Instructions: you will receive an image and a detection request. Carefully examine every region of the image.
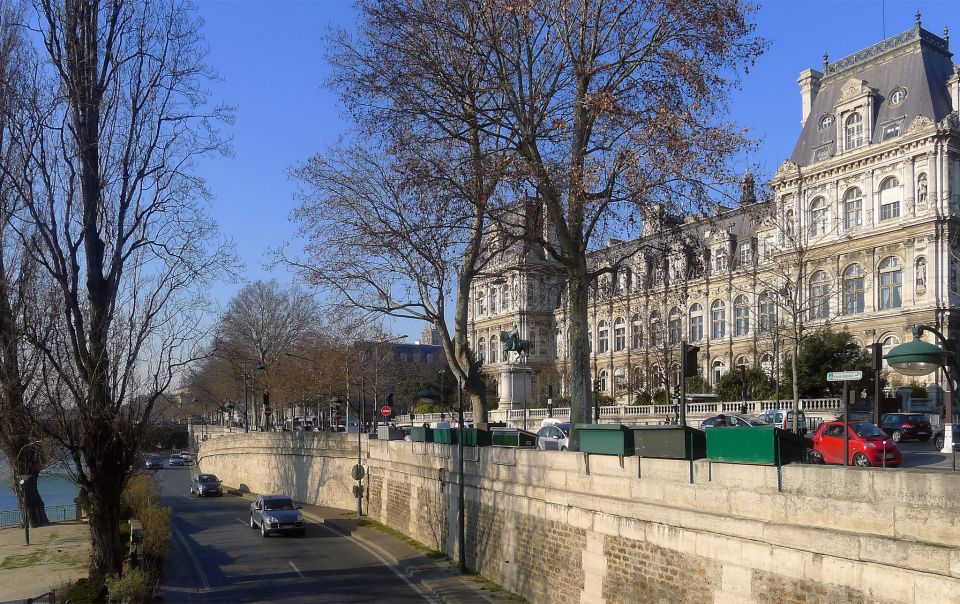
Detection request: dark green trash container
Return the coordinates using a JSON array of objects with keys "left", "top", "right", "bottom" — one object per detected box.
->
[
  {"left": 491, "top": 428, "right": 537, "bottom": 448},
  {"left": 434, "top": 428, "right": 456, "bottom": 444},
  {"left": 460, "top": 428, "right": 491, "bottom": 447},
  {"left": 411, "top": 426, "right": 433, "bottom": 442},
  {"left": 705, "top": 426, "right": 806, "bottom": 465},
  {"left": 631, "top": 425, "right": 706, "bottom": 460},
  {"left": 576, "top": 423, "right": 634, "bottom": 456}
]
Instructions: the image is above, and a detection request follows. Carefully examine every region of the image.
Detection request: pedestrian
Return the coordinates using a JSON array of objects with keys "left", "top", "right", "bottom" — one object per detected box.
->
[
  {"left": 739, "top": 403, "right": 747, "bottom": 415},
  {"left": 716, "top": 414, "right": 727, "bottom": 427},
  {"left": 664, "top": 414, "right": 671, "bottom": 425}
]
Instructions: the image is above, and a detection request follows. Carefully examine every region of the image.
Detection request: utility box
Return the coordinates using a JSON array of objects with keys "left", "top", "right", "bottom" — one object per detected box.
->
[
  {"left": 377, "top": 425, "right": 404, "bottom": 441},
  {"left": 632, "top": 425, "right": 706, "bottom": 460},
  {"left": 576, "top": 424, "right": 634, "bottom": 456},
  {"left": 706, "top": 426, "right": 806, "bottom": 465},
  {"left": 411, "top": 426, "right": 433, "bottom": 442},
  {"left": 491, "top": 427, "right": 538, "bottom": 448}
]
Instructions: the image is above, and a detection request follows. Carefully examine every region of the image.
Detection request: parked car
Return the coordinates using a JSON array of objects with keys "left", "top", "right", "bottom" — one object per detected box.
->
[
  {"left": 190, "top": 473, "right": 223, "bottom": 497},
  {"left": 700, "top": 414, "right": 770, "bottom": 429},
  {"left": 249, "top": 495, "right": 306, "bottom": 537},
  {"left": 536, "top": 422, "right": 570, "bottom": 451},
  {"left": 933, "top": 423, "right": 960, "bottom": 450},
  {"left": 758, "top": 409, "right": 808, "bottom": 435},
  {"left": 880, "top": 413, "right": 932, "bottom": 443},
  {"left": 809, "top": 421, "right": 901, "bottom": 467},
  {"left": 168, "top": 454, "right": 185, "bottom": 466},
  {"left": 145, "top": 455, "right": 163, "bottom": 470}
]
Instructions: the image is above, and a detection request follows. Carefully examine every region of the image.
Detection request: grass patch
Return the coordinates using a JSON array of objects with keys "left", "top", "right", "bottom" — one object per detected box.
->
[
  {"left": 0, "top": 549, "right": 46, "bottom": 570},
  {"left": 339, "top": 513, "right": 447, "bottom": 559}
]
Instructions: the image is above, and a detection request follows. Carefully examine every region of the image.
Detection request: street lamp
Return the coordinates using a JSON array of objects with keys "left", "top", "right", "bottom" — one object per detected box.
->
[
  {"left": 16, "top": 440, "right": 42, "bottom": 546},
  {"left": 884, "top": 325, "right": 955, "bottom": 452}
]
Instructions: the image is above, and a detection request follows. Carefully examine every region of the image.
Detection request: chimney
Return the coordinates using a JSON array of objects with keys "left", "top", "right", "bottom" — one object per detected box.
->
[{"left": 797, "top": 68, "right": 823, "bottom": 127}]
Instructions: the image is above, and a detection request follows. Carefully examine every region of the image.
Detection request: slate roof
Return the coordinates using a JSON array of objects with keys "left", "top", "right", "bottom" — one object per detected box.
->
[{"left": 790, "top": 26, "right": 955, "bottom": 167}]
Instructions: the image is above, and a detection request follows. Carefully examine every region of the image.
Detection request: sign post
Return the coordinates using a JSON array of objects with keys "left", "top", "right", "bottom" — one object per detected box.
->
[{"left": 827, "top": 371, "right": 863, "bottom": 466}]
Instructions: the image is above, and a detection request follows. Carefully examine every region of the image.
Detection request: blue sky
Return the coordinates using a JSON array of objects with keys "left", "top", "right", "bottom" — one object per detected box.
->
[{"left": 194, "top": 0, "right": 959, "bottom": 338}]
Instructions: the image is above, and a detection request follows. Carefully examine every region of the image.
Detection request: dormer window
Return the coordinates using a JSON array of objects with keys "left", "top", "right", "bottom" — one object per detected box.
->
[
  {"left": 845, "top": 113, "right": 864, "bottom": 150},
  {"left": 818, "top": 113, "right": 835, "bottom": 130},
  {"left": 889, "top": 87, "right": 907, "bottom": 105}
]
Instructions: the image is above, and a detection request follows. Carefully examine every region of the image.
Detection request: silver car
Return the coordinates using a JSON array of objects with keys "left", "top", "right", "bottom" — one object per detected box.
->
[
  {"left": 537, "top": 422, "right": 570, "bottom": 451},
  {"left": 190, "top": 473, "right": 223, "bottom": 497},
  {"left": 249, "top": 495, "right": 306, "bottom": 537}
]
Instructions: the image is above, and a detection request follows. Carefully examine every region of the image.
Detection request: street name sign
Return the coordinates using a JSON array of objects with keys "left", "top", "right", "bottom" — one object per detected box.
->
[{"left": 827, "top": 371, "right": 863, "bottom": 382}]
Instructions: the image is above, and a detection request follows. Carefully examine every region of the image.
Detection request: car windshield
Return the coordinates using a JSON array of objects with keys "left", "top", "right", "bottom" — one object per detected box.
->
[
  {"left": 263, "top": 498, "right": 295, "bottom": 511},
  {"left": 852, "top": 423, "right": 885, "bottom": 438},
  {"left": 148, "top": 456, "right": 161, "bottom": 461},
  {"left": 742, "top": 416, "right": 770, "bottom": 426},
  {"left": 904, "top": 415, "right": 927, "bottom": 423},
  {"left": 198, "top": 475, "right": 218, "bottom": 484}
]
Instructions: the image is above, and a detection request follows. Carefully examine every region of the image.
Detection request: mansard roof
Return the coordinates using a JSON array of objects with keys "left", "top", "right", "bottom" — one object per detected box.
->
[{"left": 790, "top": 25, "right": 954, "bottom": 166}]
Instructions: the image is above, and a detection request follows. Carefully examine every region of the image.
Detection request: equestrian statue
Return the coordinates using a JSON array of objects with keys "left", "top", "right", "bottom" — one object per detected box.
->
[{"left": 500, "top": 326, "right": 531, "bottom": 362}]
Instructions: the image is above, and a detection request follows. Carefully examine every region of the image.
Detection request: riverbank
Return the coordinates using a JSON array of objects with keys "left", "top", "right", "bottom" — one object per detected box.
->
[
  {"left": 0, "top": 461, "right": 78, "bottom": 512},
  {"left": 0, "top": 521, "right": 90, "bottom": 602}
]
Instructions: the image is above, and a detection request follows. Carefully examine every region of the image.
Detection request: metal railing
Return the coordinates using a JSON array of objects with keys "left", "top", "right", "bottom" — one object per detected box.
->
[{"left": 0, "top": 503, "right": 78, "bottom": 529}]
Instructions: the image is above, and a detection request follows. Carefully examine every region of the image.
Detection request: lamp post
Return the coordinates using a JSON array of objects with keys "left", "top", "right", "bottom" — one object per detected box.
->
[
  {"left": 16, "top": 440, "right": 41, "bottom": 546},
  {"left": 884, "top": 325, "right": 955, "bottom": 452}
]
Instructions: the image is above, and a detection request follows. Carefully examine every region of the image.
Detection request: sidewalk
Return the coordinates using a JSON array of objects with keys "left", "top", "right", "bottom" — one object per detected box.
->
[
  {"left": 0, "top": 522, "right": 90, "bottom": 603},
  {"left": 227, "top": 488, "right": 521, "bottom": 603}
]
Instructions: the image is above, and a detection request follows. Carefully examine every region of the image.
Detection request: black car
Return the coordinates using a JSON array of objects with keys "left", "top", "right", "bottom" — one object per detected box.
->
[
  {"left": 145, "top": 455, "right": 163, "bottom": 470},
  {"left": 879, "top": 413, "right": 932, "bottom": 443},
  {"left": 933, "top": 423, "right": 960, "bottom": 450}
]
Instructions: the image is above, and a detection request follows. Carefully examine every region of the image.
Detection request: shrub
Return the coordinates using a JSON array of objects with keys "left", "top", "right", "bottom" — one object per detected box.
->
[
  {"left": 61, "top": 577, "right": 106, "bottom": 603},
  {"left": 138, "top": 504, "right": 171, "bottom": 567},
  {"left": 105, "top": 569, "right": 154, "bottom": 604}
]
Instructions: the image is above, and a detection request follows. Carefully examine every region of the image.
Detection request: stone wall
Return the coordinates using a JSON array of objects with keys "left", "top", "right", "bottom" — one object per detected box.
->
[{"left": 199, "top": 434, "right": 960, "bottom": 603}]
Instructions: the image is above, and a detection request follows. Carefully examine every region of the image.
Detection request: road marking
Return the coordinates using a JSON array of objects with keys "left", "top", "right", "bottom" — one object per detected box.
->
[
  {"left": 173, "top": 527, "right": 211, "bottom": 591},
  {"left": 310, "top": 518, "right": 436, "bottom": 603},
  {"left": 288, "top": 561, "right": 304, "bottom": 579},
  {"left": 181, "top": 495, "right": 194, "bottom": 501},
  {"left": 234, "top": 517, "right": 247, "bottom": 526}
]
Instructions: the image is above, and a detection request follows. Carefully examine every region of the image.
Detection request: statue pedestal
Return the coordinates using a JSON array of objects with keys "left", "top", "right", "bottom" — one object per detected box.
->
[{"left": 499, "top": 364, "right": 534, "bottom": 410}]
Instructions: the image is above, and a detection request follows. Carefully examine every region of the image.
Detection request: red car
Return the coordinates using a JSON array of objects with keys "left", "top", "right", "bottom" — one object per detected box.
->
[{"left": 809, "top": 421, "right": 901, "bottom": 467}]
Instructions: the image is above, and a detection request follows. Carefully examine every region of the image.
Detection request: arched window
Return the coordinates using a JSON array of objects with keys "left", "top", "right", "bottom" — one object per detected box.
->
[
  {"left": 844, "top": 187, "right": 863, "bottom": 230},
  {"left": 631, "top": 314, "right": 643, "bottom": 349},
  {"left": 809, "top": 271, "right": 831, "bottom": 319},
  {"left": 760, "top": 352, "right": 774, "bottom": 378},
  {"left": 845, "top": 112, "right": 863, "bottom": 150},
  {"left": 710, "top": 300, "right": 726, "bottom": 339},
  {"left": 734, "top": 295, "right": 750, "bottom": 337},
  {"left": 489, "top": 335, "right": 498, "bottom": 363},
  {"left": 712, "top": 359, "right": 725, "bottom": 385},
  {"left": 879, "top": 177, "right": 900, "bottom": 221},
  {"left": 916, "top": 257, "right": 927, "bottom": 288},
  {"left": 843, "top": 264, "right": 865, "bottom": 315},
  {"left": 476, "top": 291, "right": 486, "bottom": 315},
  {"left": 735, "top": 355, "right": 749, "bottom": 370},
  {"left": 878, "top": 257, "right": 902, "bottom": 309},
  {"left": 597, "top": 320, "right": 609, "bottom": 354},
  {"left": 758, "top": 292, "right": 775, "bottom": 332},
  {"left": 668, "top": 308, "right": 682, "bottom": 345},
  {"left": 613, "top": 318, "right": 626, "bottom": 352},
  {"left": 598, "top": 369, "right": 609, "bottom": 393},
  {"left": 477, "top": 337, "right": 486, "bottom": 363},
  {"left": 614, "top": 367, "right": 627, "bottom": 393},
  {"left": 809, "top": 197, "right": 829, "bottom": 236},
  {"left": 879, "top": 334, "right": 901, "bottom": 370},
  {"left": 649, "top": 311, "right": 662, "bottom": 347},
  {"left": 489, "top": 287, "right": 498, "bottom": 314},
  {"left": 689, "top": 304, "right": 704, "bottom": 341}
]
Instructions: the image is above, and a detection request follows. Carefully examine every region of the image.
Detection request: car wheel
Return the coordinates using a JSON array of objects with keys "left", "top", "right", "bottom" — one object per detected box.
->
[
  {"left": 250, "top": 515, "right": 256, "bottom": 529},
  {"left": 891, "top": 430, "right": 903, "bottom": 443},
  {"left": 807, "top": 450, "right": 824, "bottom": 464},
  {"left": 919, "top": 435, "right": 930, "bottom": 442},
  {"left": 560, "top": 446, "right": 567, "bottom": 452},
  {"left": 935, "top": 434, "right": 945, "bottom": 450},
  {"left": 260, "top": 523, "right": 268, "bottom": 538},
  {"left": 853, "top": 453, "right": 871, "bottom": 467}
]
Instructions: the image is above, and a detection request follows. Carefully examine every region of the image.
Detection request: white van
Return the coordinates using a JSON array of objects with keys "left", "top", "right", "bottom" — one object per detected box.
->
[{"left": 758, "top": 409, "right": 807, "bottom": 435}]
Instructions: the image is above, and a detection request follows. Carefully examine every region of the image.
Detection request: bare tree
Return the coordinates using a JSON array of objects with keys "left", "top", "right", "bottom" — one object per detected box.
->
[{"left": 1, "top": 0, "right": 232, "bottom": 577}]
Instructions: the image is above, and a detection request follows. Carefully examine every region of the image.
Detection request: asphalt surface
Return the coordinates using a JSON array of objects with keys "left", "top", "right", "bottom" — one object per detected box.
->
[
  {"left": 156, "top": 465, "right": 430, "bottom": 603},
  {"left": 896, "top": 440, "right": 960, "bottom": 470}
]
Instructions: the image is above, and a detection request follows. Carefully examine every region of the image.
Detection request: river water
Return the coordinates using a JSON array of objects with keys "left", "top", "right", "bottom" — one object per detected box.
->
[{"left": 0, "top": 459, "right": 79, "bottom": 511}]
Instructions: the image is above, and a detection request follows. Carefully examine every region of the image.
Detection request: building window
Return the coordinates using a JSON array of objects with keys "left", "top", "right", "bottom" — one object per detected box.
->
[
  {"left": 631, "top": 314, "right": 643, "bottom": 349},
  {"left": 489, "top": 335, "right": 498, "bottom": 363},
  {"left": 844, "top": 187, "right": 863, "bottom": 230},
  {"left": 489, "top": 288, "right": 498, "bottom": 314},
  {"left": 712, "top": 359, "right": 725, "bottom": 385},
  {"left": 653, "top": 261, "right": 664, "bottom": 283},
  {"left": 668, "top": 308, "right": 682, "bottom": 345},
  {"left": 739, "top": 244, "right": 751, "bottom": 268},
  {"left": 651, "top": 365, "right": 664, "bottom": 390},
  {"left": 809, "top": 271, "right": 831, "bottom": 319},
  {"left": 757, "top": 292, "right": 776, "bottom": 333},
  {"left": 878, "top": 257, "right": 902, "bottom": 310},
  {"left": 649, "top": 312, "right": 662, "bottom": 347},
  {"left": 614, "top": 367, "right": 627, "bottom": 393},
  {"left": 710, "top": 300, "right": 726, "bottom": 340},
  {"left": 809, "top": 197, "right": 829, "bottom": 236},
  {"left": 714, "top": 249, "right": 727, "bottom": 273},
  {"left": 760, "top": 353, "right": 774, "bottom": 378},
  {"left": 597, "top": 320, "right": 609, "bottom": 354},
  {"left": 598, "top": 370, "right": 608, "bottom": 394},
  {"left": 879, "top": 177, "right": 900, "bottom": 221},
  {"left": 879, "top": 335, "right": 901, "bottom": 371},
  {"left": 476, "top": 292, "right": 485, "bottom": 315},
  {"left": 613, "top": 317, "right": 626, "bottom": 352},
  {"left": 689, "top": 304, "right": 704, "bottom": 342},
  {"left": 477, "top": 337, "right": 486, "bottom": 363},
  {"left": 889, "top": 87, "right": 907, "bottom": 105},
  {"left": 735, "top": 355, "right": 749, "bottom": 371},
  {"left": 845, "top": 112, "right": 864, "bottom": 150},
  {"left": 762, "top": 239, "right": 773, "bottom": 262},
  {"left": 734, "top": 296, "right": 749, "bottom": 337},
  {"left": 843, "top": 264, "right": 865, "bottom": 315},
  {"left": 818, "top": 113, "right": 834, "bottom": 129},
  {"left": 502, "top": 285, "right": 510, "bottom": 310},
  {"left": 881, "top": 120, "right": 903, "bottom": 140}
]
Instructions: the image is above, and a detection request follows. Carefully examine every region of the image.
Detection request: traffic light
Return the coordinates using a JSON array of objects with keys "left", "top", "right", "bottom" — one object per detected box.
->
[
  {"left": 263, "top": 390, "right": 270, "bottom": 406},
  {"left": 682, "top": 343, "right": 700, "bottom": 378}
]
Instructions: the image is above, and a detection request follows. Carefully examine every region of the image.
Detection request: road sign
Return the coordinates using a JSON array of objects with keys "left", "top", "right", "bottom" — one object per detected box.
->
[
  {"left": 827, "top": 370, "right": 863, "bottom": 382},
  {"left": 381, "top": 406, "right": 392, "bottom": 417},
  {"left": 264, "top": 406, "right": 272, "bottom": 417},
  {"left": 351, "top": 464, "right": 365, "bottom": 481}
]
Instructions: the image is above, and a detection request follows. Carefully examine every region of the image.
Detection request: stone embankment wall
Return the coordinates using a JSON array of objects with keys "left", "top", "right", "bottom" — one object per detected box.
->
[{"left": 199, "top": 433, "right": 960, "bottom": 603}]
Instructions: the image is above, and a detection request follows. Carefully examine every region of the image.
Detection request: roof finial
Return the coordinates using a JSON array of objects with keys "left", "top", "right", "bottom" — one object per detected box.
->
[
  {"left": 822, "top": 52, "right": 829, "bottom": 71},
  {"left": 915, "top": 10, "right": 922, "bottom": 28},
  {"left": 945, "top": 26, "right": 950, "bottom": 46}
]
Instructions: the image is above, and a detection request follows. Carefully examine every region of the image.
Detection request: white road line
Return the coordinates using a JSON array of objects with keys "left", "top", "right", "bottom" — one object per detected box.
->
[
  {"left": 173, "top": 527, "right": 211, "bottom": 591},
  {"left": 311, "top": 520, "right": 437, "bottom": 604},
  {"left": 234, "top": 517, "right": 247, "bottom": 526},
  {"left": 181, "top": 495, "right": 194, "bottom": 501},
  {"left": 288, "top": 561, "right": 305, "bottom": 579}
]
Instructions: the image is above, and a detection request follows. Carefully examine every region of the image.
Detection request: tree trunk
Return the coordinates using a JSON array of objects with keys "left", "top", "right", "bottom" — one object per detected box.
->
[
  {"left": 567, "top": 269, "right": 592, "bottom": 450},
  {"left": 86, "top": 479, "right": 124, "bottom": 578},
  {"left": 792, "top": 339, "right": 801, "bottom": 433},
  {"left": 13, "top": 473, "right": 48, "bottom": 527}
]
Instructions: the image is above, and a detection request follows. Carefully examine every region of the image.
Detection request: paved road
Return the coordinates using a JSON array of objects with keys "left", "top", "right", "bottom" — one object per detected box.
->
[
  {"left": 897, "top": 440, "right": 959, "bottom": 470},
  {"left": 156, "top": 465, "right": 431, "bottom": 603}
]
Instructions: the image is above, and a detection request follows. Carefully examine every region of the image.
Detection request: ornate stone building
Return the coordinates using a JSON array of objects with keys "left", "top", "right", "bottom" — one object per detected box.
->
[{"left": 469, "top": 21, "right": 960, "bottom": 408}]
